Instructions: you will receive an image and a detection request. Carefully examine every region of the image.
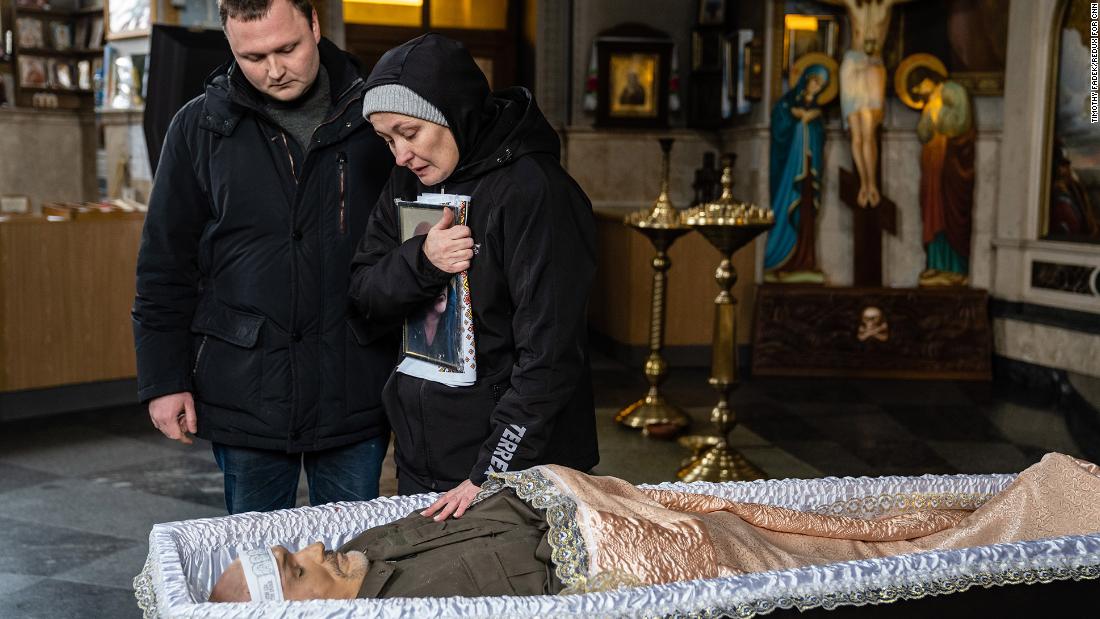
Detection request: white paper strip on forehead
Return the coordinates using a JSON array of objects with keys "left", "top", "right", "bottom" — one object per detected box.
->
[{"left": 237, "top": 547, "right": 284, "bottom": 602}]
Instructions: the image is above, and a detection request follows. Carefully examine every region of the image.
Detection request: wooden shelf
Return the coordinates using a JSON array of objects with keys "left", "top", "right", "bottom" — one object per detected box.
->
[
  {"left": 20, "top": 86, "right": 95, "bottom": 94},
  {"left": 13, "top": 5, "right": 103, "bottom": 17},
  {"left": 16, "top": 47, "right": 105, "bottom": 56}
]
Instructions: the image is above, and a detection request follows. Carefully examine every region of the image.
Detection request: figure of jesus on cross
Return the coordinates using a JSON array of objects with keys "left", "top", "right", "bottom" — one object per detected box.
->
[{"left": 822, "top": 0, "right": 913, "bottom": 208}]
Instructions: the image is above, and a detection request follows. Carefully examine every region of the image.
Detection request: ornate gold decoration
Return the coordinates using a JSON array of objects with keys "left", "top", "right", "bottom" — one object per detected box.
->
[
  {"left": 894, "top": 53, "right": 948, "bottom": 110},
  {"left": 616, "top": 138, "right": 693, "bottom": 431},
  {"left": 856, "top": 305, "right": 889, "bottom": 342},
  {"left": 677, "top": 155, "right": 774, "bottom": 482},
  {"left": 789, "top": 51, "right": 839, "bottom": 106},
  {"left": 919, "top": 268, "right": 970, "bottom": 287}
]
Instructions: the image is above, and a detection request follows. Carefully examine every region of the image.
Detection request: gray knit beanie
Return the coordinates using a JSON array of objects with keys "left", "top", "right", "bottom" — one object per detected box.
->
[{"left": 362, "top": 84, "right": 449, "bottom": 127}]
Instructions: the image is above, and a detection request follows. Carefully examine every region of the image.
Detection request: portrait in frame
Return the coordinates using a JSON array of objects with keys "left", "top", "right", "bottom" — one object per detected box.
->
[
  {"left": 107, "top": 0, "right": 153, "bottom": 40},
  {"left": 18, "top": 56, "right": 48, "bottom": 88},
  {"left": 398, "top": 202, "right": 464, "bottom": 369},
  {"left": 609, "top": 53, "right": 658, "bottom": 118},
  {"left": 782, "top": 13, "right": 840, "bottom": 80},
  {"left": 1041, "top": 0, "right": 1100, "bottom": 244},
  {"left": 595, "top": 25, "right": 673, "bottom": 129}
]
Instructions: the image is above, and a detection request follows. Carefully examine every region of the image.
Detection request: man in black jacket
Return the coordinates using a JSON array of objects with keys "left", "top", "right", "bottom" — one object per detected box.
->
[{"left": 132, "top": 0, "right": 395, "bottom": 514}]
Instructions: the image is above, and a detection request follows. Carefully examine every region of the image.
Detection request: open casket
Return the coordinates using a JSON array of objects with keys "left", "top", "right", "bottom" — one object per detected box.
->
[{"left": 135, "top": 470, "right": 1100, "bottom": 618}]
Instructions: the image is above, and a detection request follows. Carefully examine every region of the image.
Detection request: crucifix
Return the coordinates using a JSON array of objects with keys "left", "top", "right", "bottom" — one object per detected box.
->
[
  {"left": 839, "top": 167, "right": 896, "bottom": 286},
  {"left": 821, "top": 0, "right": 911, "bottom": 285}
]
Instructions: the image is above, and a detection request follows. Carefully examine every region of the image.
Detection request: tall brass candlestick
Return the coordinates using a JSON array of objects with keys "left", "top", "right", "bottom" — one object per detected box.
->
[
  {"left": 677, "top": 155, "right": 774, "bottom": 482},
  {"left": 615, "top": 138, "right": 692, "bottom": 432}
]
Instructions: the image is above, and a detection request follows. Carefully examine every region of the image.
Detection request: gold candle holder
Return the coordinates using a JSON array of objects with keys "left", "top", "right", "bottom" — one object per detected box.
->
[
  {"left": 615, "top": 138, "right": 692, "bottom": 432},
  {"left": 676, "top": 155, "right": 774, "bottom": 482}
]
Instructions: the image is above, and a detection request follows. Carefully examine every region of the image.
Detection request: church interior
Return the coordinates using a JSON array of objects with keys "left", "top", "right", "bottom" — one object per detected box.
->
[{"left": 0, "top": 0, "right": 1098, "bottom": 616}]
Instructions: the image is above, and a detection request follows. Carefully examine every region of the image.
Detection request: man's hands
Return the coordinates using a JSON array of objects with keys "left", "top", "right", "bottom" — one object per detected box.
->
[
  {"left": 148, "top": 392, "right": 198, "bottom": 445},
  {"left": 422, "top": 208, "right": 474, "bottom": 274},
  {"left": 421, "top": 479, "right": 481, "bottom": 521}
]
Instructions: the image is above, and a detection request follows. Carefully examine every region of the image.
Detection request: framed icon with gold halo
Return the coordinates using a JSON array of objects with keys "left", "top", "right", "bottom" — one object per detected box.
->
[{"left": 595, "top": 30, "right": 673, "bottom": 128}]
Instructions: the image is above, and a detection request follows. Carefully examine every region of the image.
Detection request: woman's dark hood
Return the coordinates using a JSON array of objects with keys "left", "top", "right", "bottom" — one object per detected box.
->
[{"left": 364, "top": 33, "right": 560, "bottom": 184}]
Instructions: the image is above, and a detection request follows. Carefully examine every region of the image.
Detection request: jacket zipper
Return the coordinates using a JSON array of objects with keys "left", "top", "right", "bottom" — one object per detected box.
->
[
  {"left": 337, "top": 151, "right": 347, "bottom": 234},
  {"left": 279, "top": 132, "right": 298, "bottom": 183},
  {"left": 192, "top": 335, "right": 209, "bottom": 376},
  {"left": 303, "top": 78, "right": 364, "bottom": 152}
]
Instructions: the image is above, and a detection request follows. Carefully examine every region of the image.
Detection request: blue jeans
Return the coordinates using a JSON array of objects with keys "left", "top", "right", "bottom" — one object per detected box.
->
[{"left": 212, "top": 436, "right": 387, "bottom": 514}]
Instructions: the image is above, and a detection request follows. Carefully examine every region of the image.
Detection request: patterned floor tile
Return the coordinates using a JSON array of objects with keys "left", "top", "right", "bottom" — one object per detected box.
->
[
  {"left": 927, "top": 441, "right": 1039, "bottom": 474},
  {"left": 84, "top": 455, "right": 226, "bottom": 509},
  {"left": 1, "top": 578, "right": 142, "bottom": 619},
  {"left": 885, "top": 405, "right": 1008, "bottom": 441},
  {"left": 0, "top": 462, "right": 60, "bottom": 496},
  {"left": 0, "top": 478, "right": 223, "bottom": 542},
  {"left": 0, "top": 426, "right": 167, "bottom": 477},
  {"left": 0, "top": 572, "right": 44, "bottom": 597},
  {"left": 0, "top": 516, "right": 138, "bottom": 578},
  {"left": 51, "top": 544, "right": 153, "bottom": 591}
]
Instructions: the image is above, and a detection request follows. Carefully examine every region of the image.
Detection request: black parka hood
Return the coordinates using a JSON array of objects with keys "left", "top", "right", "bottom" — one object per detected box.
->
[{"left": 364, "top": 33, "right": 560, "bottom": 184}]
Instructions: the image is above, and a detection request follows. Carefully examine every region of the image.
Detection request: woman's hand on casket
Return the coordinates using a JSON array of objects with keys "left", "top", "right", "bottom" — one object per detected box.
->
[
  {"left": 148, "top": 392, "right": 198, "bottom": 445},
  {"left": 421, "top": 480, "right": 481, "bottom": 521}
]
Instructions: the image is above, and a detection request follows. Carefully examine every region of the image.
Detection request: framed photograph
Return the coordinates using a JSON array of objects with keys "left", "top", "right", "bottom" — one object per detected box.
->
[
  {"left": 54, "top": 61, "right": 74, "bottom": 89},
  {"left": 18, "top": 56, "right": 48, "bottom": 88},
  {"left": 782, "top": 13, "right": 840, "bottom": 79},
  {"left": 397, "top": 202, "right": 464, "bottom": 370},
  {"left": 0, "top": 195, "right": 31, "bottom": 214},
  {"left": 107, "top": 0, "right": 153, "bottom": 40},
  {"left": 108, "top": 53, "right": 135, "bottom": 108},
  {"left": 596, "top": 34, "right": 672, "bottom": 129},
  {"left": 698, "top": 0, "right": 726, "bottom": 26},
  {"left": 77, "top": 59, "right": 92, "bottom": 90},
  {"left": 16, "top": 17, "right": 45, "bottom": 50},
  {"left": 51, "top": 21, "right": 72, "bottom": 51},
  {"left": 1041, "top": 0, "right": 1100, "bottom": 244}
]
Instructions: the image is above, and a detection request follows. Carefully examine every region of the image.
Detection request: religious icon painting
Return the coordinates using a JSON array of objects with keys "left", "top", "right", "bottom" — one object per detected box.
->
[
  {"left": 51, "top": 21, "right": 72, "bottom": 51},
  {"left": 609, "top": 53, "right": 658, "bottom": 118},
  {"left": 1042, "top": 0, "right": 1100, "bottom": 244},
  {"left": 594, "top": 24, "right": 673, "bottom": 129},
  {"left": 18, "top": 56, "right": 48, "bottom": 88},
  {"left": 397, "top": 200, "right": 464, "bottom": 370},
  {"left": 16, "top": 17, "right": 45, "bottom": 50}
]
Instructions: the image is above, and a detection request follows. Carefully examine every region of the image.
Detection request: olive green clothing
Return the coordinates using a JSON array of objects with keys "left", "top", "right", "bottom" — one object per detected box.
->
[{"left": 338, "top": 489, "right": 561, "bottom": 598}]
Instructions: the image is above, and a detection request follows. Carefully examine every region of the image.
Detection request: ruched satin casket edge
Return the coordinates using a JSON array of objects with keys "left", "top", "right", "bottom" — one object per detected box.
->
[{"left": 135, "top": 471, "right": 1100, "bottom": 618}]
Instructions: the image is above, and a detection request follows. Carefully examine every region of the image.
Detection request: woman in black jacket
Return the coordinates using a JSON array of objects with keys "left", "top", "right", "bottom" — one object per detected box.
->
[{"left": 349, "top": 34, "right": 598, "bottom": 519}]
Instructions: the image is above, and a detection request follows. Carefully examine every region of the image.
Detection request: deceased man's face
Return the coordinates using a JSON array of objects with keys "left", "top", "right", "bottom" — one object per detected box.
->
[{"left": 210, "top": 543, "right": 367, "bottom": 602}]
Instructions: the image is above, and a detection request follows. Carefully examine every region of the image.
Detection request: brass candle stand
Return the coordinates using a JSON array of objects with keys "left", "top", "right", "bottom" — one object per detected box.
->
[
  {"left": 676, "top": 156, "right": 774, "bottom": 482},
  {"left": 615, "top": 138, "right": 692, "bottom": 432}
]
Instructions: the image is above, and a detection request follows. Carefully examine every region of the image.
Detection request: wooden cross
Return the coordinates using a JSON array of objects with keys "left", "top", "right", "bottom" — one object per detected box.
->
[{"left": 839, "top": 167, "right": 897, "bottom": 287}]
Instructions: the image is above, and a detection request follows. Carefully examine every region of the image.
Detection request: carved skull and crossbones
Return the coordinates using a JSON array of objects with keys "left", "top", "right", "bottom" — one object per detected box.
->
[{"left": 857, "top": 306, "right": 889, "bottom": 342}]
